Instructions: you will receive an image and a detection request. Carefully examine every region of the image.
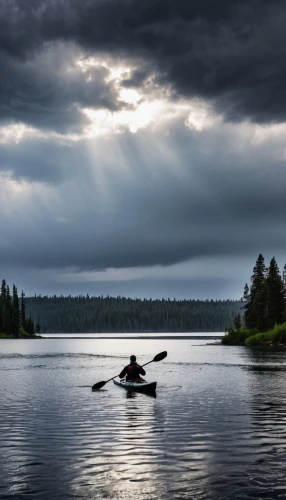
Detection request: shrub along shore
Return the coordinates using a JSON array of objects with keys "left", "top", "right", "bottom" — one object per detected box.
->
[
  {"left": 0, "top": 332, "right": 41, "bottom": 339},
  {"left": 222, "top": 323, "right": 286, "bottom": 346}
]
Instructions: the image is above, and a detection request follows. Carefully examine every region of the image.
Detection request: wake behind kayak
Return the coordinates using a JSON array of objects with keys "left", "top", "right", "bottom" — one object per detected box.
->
[{"left": 113, "top": 379, "right": 157, "bottom": 393}]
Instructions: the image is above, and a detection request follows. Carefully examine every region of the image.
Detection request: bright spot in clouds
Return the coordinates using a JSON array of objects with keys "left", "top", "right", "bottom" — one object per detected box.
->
[
  {"left": 119, "top": 88, "right": 141, "bottom": 105},
  {"left": 82, "top": 98, "right": 205, "bottom": 136},
  {"left": 83, "top": 99, "right": 164, "bottom": 134},
  {"left": 186, "top": 102, "right": 222, "bottom": 131},
  {"left": 0, "top": 123, "right": 43, "bottom": 144}
]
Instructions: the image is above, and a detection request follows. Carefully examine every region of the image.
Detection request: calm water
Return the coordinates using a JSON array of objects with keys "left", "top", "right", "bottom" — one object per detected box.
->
[{"left": 1, "top": 336, "right": 286, "bottom": 500}]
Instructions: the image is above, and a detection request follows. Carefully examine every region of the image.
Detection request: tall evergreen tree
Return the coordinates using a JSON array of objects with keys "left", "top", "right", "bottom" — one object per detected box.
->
[
  {"left": 36, "top": 318, "right": 41, "bottom": 334},
  {"left": 242, "top": 283, "right": 250, "bottom": 326},
  {"left": 265, "top": 257, "right": 285, "bottom": 329},
  {"left": 2, "top": 304, "right": 12, "bottom": 336},
  {"left": 244, "top": 254, "right": 267, "bottom": 330},
  {"left": 0, "top": 280, "right": 37, "bottom": 336},
  {"left": 6, "top": 284, "right": 11, "bottom": 305},
  {"left": 234, "top": 314, "right": 242, "bottom": 330},
  {"left": 20, "top": 291, "right": 26, "bottom": 326},
  {"left": 243, "top": 283, "right": 250, "bottom": 302},
  {"left": 24, "top": 315, "right": 35, "bottom": 336},
  {"left": 1, "top": 279, "right": 7, "bottom": 300},
  {"left": 12, "top": 285, "right": 20, "bottom": 336},
  {"left": 283, "top": 264, "right": 286, "bottom": 286}
]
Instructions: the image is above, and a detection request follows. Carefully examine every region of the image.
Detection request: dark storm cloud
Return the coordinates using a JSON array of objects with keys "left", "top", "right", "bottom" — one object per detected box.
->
[
  {"left": 1, "top": 121, "right": 286, "bottom": 273},
  {"left": 1, "top": 0, "right": 286, "bottom": 125},
  {"left": 0, "top": 43, "right": 121, "bottom": 131}
]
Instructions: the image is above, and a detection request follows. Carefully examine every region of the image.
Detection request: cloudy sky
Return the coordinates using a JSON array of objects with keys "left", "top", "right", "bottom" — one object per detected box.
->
[{"left": 1, "top": 0, "right": 286, "bottom": 299}]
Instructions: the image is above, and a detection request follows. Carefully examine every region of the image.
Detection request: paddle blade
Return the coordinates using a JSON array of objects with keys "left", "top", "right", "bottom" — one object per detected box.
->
[
  {"left": 92, "top": 381, "right": 106, "bottom": 391},
  {"left": 153, "top": 351, "right": 167, "bottom": 362}
]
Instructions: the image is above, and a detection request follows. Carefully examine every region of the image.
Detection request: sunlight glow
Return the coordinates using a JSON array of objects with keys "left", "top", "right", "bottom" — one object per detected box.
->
[
  {"left": 82, "top": 100, "right": 163, "bottom": 135},
  {"left": 82, "top": 99, "right": 195, "bottom": 136},
  {"left": 186, "top": 102, "right": 221, "bottom": 131},
  {"left": 0, "top": 172, "right": 33, "bottom": 216},
  {"left": 0, "top": 123, "right": 43, "bottom": 144},
  {"left": 119, "top": 88, "right": 141, "bottom": 105},
  {"left": 75, "top": 56, "right": 132, "bottom": 83}
]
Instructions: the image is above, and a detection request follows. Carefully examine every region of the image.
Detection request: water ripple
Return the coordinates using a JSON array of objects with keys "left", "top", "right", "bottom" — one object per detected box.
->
[{"left": 1, "top": 339, "right": 286, "bottom": 499}]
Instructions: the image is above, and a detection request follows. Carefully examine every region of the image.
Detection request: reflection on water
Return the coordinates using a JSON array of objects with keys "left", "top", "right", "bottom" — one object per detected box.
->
[{"left": 0, "top": 338, "right": 286, "bottom": 499}]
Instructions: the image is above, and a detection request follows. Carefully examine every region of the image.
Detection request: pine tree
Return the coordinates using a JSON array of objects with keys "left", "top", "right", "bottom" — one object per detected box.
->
[
  {"left": 1, "top": 279, "right": 7, "bottom": 300},
  {"left": 283, "top": 264, "right": 286, "bottom": 287},
  {"left": 0, "top": 280, "right": 37, "bottom": 336},
  {"left": 243, "top": 283, "right": 250, "bottom": 302},
  {"left": 242, "top": 283, "right": 250, "bottom": 325},
  {"left": 244, "top": 254, "right": 267, "bottom": 330},
  {"left": 234, "top": 313, "right": 242, "bottom": 330},
  {"left": 2, "top": 304, "right": 12, "bottom": 336},
  {"left": 12, "top": 285, "right": 20, "bottom": 336},
  {"left": 23, "top": 315, "right": 35, "bottom": 336},
  {"left": 1, "top": 281, "right": 12, "bottom": 335},
  {"left": 36, "top": 318, "right": 41, "bottom": 334},
  {"left": 6, "top": 285, "right": 11, "bottom": 306},
  {"left": 20, "top": 291, "right": 26, "bottom": 327},
  {"left": 265, "top": 257, "right": 285, "bottom": 329}
]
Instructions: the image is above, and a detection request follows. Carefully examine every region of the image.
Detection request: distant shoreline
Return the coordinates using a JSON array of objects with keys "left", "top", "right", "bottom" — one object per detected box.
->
[{"left": 42, "top": 335, "right": 224, "bottom": 340}]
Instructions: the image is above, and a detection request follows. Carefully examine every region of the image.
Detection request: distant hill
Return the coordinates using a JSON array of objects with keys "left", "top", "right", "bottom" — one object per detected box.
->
[{"left": 25, "top": 295, "right": 242, "bottom": 333}]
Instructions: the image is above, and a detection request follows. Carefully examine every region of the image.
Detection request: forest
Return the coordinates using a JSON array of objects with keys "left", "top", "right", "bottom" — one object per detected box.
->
[
  {"left": 223, "top": 255, "right": 286, "bottom": 345},
  {"left": 0, "top": 279, "right": 39, "bottom": 337},
  {"left": 25, "top": 295, "right": 242, "bottom": 333}
]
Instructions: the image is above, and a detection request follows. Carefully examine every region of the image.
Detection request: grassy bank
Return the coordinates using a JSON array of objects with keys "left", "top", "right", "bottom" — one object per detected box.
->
[
  {"left": 221, "top": 327, "right": 257, "bottom": 345},
  {"left": 0, "top": 329, "right": 42, "bottom": 339},
  {"left": 245, "top": 323, "right": 286, "bottom": 346},
  {"left": 222, "top": 323, "right": 286, "bottom": 346}
]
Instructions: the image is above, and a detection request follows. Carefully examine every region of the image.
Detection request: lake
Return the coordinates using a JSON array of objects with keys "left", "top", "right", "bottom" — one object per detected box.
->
[{"left": 1, "top": 335, "right": 286, "bottom": 499}]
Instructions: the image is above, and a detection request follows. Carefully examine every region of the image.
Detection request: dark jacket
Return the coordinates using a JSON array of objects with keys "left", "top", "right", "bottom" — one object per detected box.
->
[{"left": 119, "top": 362, "right": 146, "bottom": 381}]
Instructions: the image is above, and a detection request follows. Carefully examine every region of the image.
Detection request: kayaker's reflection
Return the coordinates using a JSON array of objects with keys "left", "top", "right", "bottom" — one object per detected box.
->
[
  {"left": 126, "top": 390, "right": 137, "bottom": 399},
  {"left": 119, "top": 354, "right": 146, "bottom": 381},
  {"left": 125, "top": 390, "right": 156, "bottom": 399}
]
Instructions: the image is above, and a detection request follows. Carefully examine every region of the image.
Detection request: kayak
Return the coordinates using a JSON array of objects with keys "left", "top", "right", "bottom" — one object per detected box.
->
[{"left": 113, "top": 379, "right": 157, "bottom": 393}]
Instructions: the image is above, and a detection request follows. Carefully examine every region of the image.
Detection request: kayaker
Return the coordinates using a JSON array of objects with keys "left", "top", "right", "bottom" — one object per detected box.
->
[{"left": 119, "top": 355, "right": 146, "bottom": 381}]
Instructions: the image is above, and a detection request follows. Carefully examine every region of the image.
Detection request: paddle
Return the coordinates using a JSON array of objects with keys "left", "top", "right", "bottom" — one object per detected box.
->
[{"left": 92, "top": 350, "right": 167, "bottom": 391}]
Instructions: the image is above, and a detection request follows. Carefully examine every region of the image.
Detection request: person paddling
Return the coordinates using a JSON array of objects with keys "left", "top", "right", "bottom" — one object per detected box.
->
[{"left": 119, "top": 355, "right": 146, "bottom": 381}]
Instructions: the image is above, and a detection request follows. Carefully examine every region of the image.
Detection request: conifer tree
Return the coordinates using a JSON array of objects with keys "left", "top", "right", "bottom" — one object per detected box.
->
[
  {"left": 234, "top": 313, "right": 242, "bottom": 330},
  {"left": 242, "top": 283, "right": 250, "bottom": 325},
  {"left": 243, "top": 283, "right": 250, "bottom": 302},
  {"left": 24, "top": 315, "right": 35, "bottom": 336},
  {"left": 2, "top": 305, "right": 12, "bottom": 335},
  {"left": 12, "top": 285, "right": 20, "bottom": 336},
  {"left": 1, "top": 282, "right": 12, "bottom": 335},
  {"left": 244, "top": 254, "right": 267, "bottom": 330},
  {"left": 6, "top": 285, "right": 11, "bottom": 305},
  {"left": 20, "top": 291, "right": 26, "bottom": 326},
  {"left": 1, "top": 279, "right": 7, "bottom": 300},
  {"left": 0, "top": 280, "right": 37, "bottom": 336},
  {"left": 265, "top": 257, "right": 285, "bottom": 329},
  {"left": 283, "top": 264, "right": 286, "bottom": 286},
  {"left": 36, "top": 318, "right": 41, "bottom": 334}
]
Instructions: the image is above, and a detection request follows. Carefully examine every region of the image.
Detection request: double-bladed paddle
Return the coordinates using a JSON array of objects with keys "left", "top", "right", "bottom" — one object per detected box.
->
[{"left": 92, "top": 350, "right": 167, "bottom": 391}]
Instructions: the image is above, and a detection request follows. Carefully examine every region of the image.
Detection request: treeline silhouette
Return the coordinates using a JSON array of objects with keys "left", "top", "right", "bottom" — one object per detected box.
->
[
  {"left": 25, "top": 295, "right": 242, "bottom": 333},
  {"left": 0, "top": 279, "right": 39, "bottom": 336},
  {"left": 223, "top": 255, "right": 286, "bottom": 346},
  {"left": 242, "top": 254, "right": 285, "bottom": 331}
]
